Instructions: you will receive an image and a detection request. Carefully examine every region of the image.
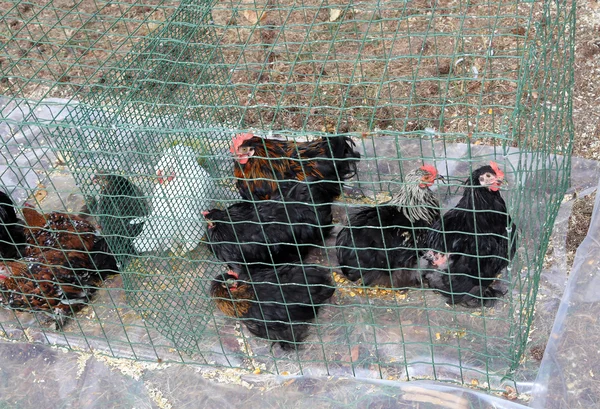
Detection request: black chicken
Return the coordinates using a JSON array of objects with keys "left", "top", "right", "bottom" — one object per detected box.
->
[
  {"left": 0, "top": 190, "right": 26, "bottom": 259},
  {"left": 210, "top": 264, "right": 335, "bottom": 350},
  {"left": 204, "top": 182, "right": 333, "bottom": 265},
  {"left": 92, "top": 174, "right": 149, "bottom": 262},
  {"left": 336, "top": 165, "right": 441, "bottom": 288},
  {"left": 424, "top": 162, "right": 518, "bottom": 307}
]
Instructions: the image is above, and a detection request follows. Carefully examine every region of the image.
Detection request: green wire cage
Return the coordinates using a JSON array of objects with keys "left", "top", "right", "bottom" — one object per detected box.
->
[{"left": 0, "top": 0, "right": 574, "bottom": 393}]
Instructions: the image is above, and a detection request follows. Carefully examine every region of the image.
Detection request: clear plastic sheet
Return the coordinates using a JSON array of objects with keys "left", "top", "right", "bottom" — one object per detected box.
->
[
  {"left": 530, "top": 177, "right": 600, "bottom": 408},
  {"left": 0, "top": 339, "right": 535, "bottom": 409},
  {"left": 0, "top": 99, "right": 598, "bottom": 407}
]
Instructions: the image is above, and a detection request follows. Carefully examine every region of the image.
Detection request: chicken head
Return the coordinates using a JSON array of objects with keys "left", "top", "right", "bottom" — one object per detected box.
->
[{"left": 230, "top": 133, "right": 256, "bottom": 164}]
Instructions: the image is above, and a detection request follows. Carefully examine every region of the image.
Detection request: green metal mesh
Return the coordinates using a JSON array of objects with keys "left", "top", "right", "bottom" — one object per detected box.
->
[{"left": 0, "top": 0, "right": 574, "bottom": 393}]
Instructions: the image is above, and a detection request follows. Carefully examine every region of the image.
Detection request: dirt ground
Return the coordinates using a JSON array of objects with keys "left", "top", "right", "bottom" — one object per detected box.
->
[
  {"left": 564, "top": 0, "right": 600, "bottom": 267},
  {"left": 0, "top": 0, "right": 592, "bottom": 154}
]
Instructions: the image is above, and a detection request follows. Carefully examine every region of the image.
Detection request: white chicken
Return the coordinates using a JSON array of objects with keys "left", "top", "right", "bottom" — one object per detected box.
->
[{"left": 131, "top": 145, "right": 214, "bottom": 254}]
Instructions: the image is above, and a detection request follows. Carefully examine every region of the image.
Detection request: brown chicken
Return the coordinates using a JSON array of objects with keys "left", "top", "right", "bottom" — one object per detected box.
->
[
  {"left": 0, "top": 205, "right": 118, "bottom": 326},
  {"left": 231, "top": 132, "right": 361, "bottom": 201},
  {"left": 0, "top": 250, "right": 106, "bottom": 327},
  {"left": 22, "top": 206, "right": 96, "bottom": 254},
  {"left": 21, "top": 206, "right": 117, "bottom": 276}
]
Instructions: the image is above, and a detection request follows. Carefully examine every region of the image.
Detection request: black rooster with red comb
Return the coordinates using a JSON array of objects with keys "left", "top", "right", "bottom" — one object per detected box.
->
[
  {"left": 424, "top": 162, "right": 518, "bottom": 307},
  {"left": 336, "top": 164, "right": 442, "bottom": 288}
]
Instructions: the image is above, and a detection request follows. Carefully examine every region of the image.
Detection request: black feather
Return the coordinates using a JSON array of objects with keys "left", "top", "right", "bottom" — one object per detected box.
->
[
  {"left": 0, "top": 190, "right": 26, "bottom": 259},
  {"left": 212, "top": 264, "right": 335, "bottom": 349},
  {"left": 425, "top": 165, "right": 518, "bottom": 307},
  {"left": 336, "top": 205, "right": 435, "bottom": 288},
  {"left": 236, "top": 135, "right": 360, "bottom": 202},
  {"left": 94, "top": 175, "right": 149, "bottom": 263},
  {"left": 301, "top": 135, "right": 361, "bottom": 198},
  {"left": 336, "top": 166, "right": 441, "bottom": 288},
  {"left": 205, "top": 183, "right": 333, "bottom": 265},
  {"left": 90, "top": 236, "right": 120, "bottom": 277}
]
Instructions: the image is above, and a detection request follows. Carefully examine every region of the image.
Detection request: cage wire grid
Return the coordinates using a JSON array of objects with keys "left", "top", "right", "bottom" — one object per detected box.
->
[{"left": 0, "top": 0, "right": 575, "bottom": 394}]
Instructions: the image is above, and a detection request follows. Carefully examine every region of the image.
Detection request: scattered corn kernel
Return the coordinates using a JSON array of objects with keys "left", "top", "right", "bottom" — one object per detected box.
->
[{"left": 253, "top": 368, "right": 261, "bottom": 374}]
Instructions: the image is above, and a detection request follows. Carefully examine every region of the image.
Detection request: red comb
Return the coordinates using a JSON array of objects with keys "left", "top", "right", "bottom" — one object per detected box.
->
[
  {"left": 490, "top": 161, "right": 504, "bottom": 179},
  {"left": 230, "top": 133, "right": 255, "bottom": 154},
  {"left": 420, "top": 164, "right": 437, "bottom": 177},
  {"left": 201, "top": 211, "right": 209, "bottom": 217},
  {"left": 227, "top": 270, "right": 239, "bottom": 279}
]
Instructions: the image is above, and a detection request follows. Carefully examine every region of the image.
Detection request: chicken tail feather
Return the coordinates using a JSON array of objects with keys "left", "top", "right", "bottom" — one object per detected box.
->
[{"left": 324, "top": 135, "right": 361, "bottom": 180}]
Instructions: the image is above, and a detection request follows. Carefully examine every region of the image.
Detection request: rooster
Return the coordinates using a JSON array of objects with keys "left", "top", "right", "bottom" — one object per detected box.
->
[
  {"left": 0, "top": 249, "right": 107, "bottom": 327},
  {"left": 21, "top": 205, "right": 117, "bottom": 276},
  {"left": 0, "top": 190, "right": 26, "bottom": 259},
  {"left": 423, "top": 162, "right": 518, "bottom": 307},
  {"left": 336, "top": 165, "right": 441, "bottom": 288},
  {"left": 204, "top": 182, "right": 333, "bottom": 265},
  {"left": 131, "top": 145, "right": 214, "bottom": 254},
  {"left": 210, "top": 264, "right": 335, "bottom": 350},
  {"left": 92, "top": 174, "right": 149, "bottom": 262},
  {"left": 231, "top": 132, "right": 360, "bottom": 201}
]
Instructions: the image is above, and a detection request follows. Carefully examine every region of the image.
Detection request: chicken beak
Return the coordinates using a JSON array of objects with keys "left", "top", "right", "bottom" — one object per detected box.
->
[{"left": 435, "top": 174, "right": 446, "bottom": 183}]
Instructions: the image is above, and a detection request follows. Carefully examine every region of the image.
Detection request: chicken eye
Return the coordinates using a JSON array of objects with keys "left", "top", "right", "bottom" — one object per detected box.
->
[
  {"left": 239, "top": 147, "right": 255, "bottom": 155},
  {"left": 479, "top": 172, "right": 496, "bottom": 185}
]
